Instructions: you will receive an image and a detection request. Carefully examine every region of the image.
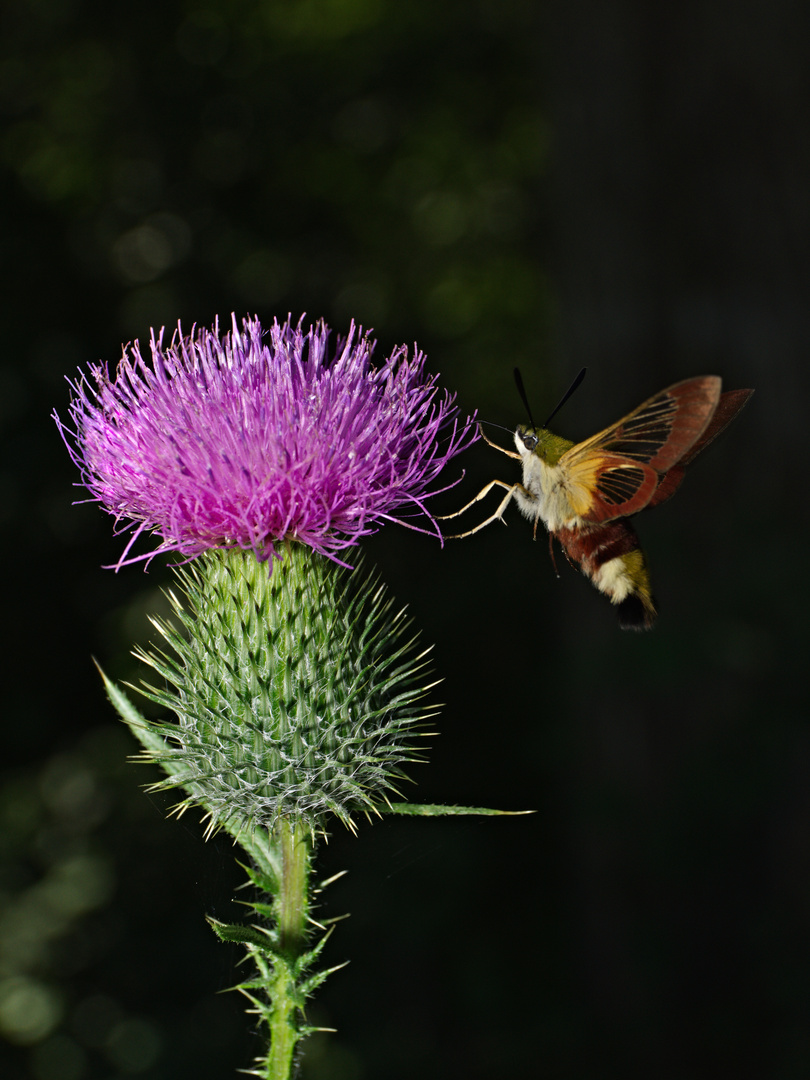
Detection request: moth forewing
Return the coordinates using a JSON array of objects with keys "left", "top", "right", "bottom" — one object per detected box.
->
[{"left": 567, "top": 375, "right": 722, "bottom": 472}]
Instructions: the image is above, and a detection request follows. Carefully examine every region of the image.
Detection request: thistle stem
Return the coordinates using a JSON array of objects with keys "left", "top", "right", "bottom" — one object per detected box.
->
[
  {"left": 278, "top": 817, "right": 309, "bottom": 949},
  {"left": 266, "top": 818, "right": 311, "bottom": 1080}
]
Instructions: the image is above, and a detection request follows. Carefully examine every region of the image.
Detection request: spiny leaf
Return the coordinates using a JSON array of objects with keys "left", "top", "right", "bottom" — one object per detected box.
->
[
  {"left": 207, "top": 917, "right": 277, "bottom": 951},
  {"left": 384, "top": 802, "right": 534, "bottom": 816}
]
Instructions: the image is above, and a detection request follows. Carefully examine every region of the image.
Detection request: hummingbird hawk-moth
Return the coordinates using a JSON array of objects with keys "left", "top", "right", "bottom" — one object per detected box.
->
[{"left": 443, "top": 371, "right": 753, "bottom": 629}]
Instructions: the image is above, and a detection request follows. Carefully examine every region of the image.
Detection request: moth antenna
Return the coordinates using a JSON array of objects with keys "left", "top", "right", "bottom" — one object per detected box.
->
[
  {"left": 543, "top": 367, "right": 587, "bottom": 428},
  {"left": 513, "top": 367, "right": 536, "bottom": 428}
]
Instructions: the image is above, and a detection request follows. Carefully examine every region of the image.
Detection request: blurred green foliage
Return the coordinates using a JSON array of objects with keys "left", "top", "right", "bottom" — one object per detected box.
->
[{"left": 1, "top": 0, "right": 550, "bottom": 407}]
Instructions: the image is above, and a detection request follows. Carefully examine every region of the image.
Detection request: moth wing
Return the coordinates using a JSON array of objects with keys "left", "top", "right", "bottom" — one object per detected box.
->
[
  {"left": 555, "top": 376, "right": 724, "bottom": 523},
  {"left": 564, "top": 376, "right": 723, "bottom": 474},
  {"left": 678, "top": 387, "right": 753, "bottom": 466},
  {"left": 561, "top": 453, "right": 661, "bottom": 523},
  {"left": 646, "top": 387, "right": 754, "bottom": 508}
]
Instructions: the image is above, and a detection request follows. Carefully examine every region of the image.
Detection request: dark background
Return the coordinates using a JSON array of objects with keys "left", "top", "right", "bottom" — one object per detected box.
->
[{"left": 1, "top": 1, "right": 807, "bottom": 1078}]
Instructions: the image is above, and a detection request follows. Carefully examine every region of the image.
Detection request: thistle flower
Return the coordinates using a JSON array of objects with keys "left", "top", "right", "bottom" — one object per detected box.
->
[
  {"left": 57, "top": 314, "right": 497, "bottom": 1079},
  {"left": 55, "top": 314, "right": 475, "bottom": 568}
]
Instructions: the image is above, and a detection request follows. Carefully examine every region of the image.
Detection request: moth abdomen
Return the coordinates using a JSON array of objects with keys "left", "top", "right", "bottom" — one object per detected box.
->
[{"left": 555, "top": 520, "right": 657, "bottom": 630}]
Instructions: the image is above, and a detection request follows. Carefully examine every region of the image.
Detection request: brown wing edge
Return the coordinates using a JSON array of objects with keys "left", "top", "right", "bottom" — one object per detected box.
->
[
  {"left": 647, "top": 388, "right": 754, "bottom": 509},
  {"left": 643, "top": 376, "right": 723, "bottom": 472},
  {"left": 679, "top": 388, "right": 754, "bottom": 465}
]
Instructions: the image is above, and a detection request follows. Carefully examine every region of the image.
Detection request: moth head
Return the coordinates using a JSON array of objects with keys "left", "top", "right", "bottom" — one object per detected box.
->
[
  {"left": 514, "top": 423, "right": 571, "bottom": 465},
  {"left": 515, "top": 424, "right": 539, "bottom": 455}
]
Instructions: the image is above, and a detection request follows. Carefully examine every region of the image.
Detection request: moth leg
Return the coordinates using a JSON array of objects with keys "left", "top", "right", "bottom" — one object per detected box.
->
[
  {"left": 479, "top": 424, "right": 521, "bottom": 459},
  {"left": 439, "top": 480, "right": 526, "bottom": 538},
  {"left": 548, "top": 532, "right": 560, "bottom": 578},
  {"left": 437, "top": 479, "right": 515, "bottom": 521}
]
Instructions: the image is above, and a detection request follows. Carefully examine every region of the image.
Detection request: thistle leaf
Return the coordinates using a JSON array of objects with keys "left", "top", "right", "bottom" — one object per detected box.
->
[
  {"left": 384, "top": 802, "right": 534, "bottom": 816},
  {"left": 206, "top": 917, "right": 276, "bottom": 951}
]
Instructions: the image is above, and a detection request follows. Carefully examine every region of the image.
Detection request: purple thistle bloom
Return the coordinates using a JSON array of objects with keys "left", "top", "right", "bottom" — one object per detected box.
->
[{"left": 55, "top": 315, "right": 476, "bottom": 568}]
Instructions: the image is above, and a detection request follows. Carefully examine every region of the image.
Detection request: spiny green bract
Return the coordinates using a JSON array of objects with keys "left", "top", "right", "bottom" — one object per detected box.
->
[{"left": 129, "top": 546, "right": 435, "bottom": 837}]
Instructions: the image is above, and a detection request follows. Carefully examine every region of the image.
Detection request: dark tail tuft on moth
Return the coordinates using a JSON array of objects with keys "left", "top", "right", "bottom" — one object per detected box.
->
[{"left": 617, "top": 593, "right": 657, "bottom": 631}]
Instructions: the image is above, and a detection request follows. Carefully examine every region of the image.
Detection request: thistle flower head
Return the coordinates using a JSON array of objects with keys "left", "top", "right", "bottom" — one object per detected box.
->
[{"left": 56, "top": 315, "right": 475, "bottom": 567}]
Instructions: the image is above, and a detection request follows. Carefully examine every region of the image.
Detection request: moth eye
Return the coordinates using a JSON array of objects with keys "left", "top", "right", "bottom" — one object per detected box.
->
[{"left": 522, "top": 433, "right": 538, "bottom": 450}]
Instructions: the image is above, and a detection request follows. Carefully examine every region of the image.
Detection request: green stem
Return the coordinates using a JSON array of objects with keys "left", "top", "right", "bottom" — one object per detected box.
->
[
  {"left": 278, "top": 817, "right": 308, "bottom": 950},
  {"left": 266, "top": 818, "right": 311, "bottom": 1080}
]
